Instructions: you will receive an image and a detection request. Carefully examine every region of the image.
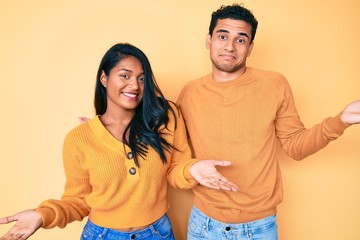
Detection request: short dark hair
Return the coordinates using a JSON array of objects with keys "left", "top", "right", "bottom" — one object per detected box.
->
[{"left": 209, "top": 3, "right": 258, "bottom": 43}]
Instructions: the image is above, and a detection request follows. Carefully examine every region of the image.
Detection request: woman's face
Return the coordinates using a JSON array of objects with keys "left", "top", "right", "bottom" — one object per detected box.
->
[{"left": 101, "top": 55, "right": 144, "bottom": 113}]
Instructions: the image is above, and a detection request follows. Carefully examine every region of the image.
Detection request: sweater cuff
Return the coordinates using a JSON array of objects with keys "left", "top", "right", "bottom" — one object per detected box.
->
[
  {"left": 324, "top": 113, "right": 350, "bottom": 137},
  {"left": 34, "top": 206, "right": 56, "bottom": 229},
  {"left": 183, "top": 159, "right": 199, "bottom": 187}
]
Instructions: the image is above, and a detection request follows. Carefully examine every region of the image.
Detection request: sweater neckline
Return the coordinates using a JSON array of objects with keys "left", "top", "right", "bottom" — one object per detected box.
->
[
  {"left": 206, "top": 67, "right": 255, "bottom": 87},
  {"left": 89, "top": 116, "right": 129, "bottom": 152}
]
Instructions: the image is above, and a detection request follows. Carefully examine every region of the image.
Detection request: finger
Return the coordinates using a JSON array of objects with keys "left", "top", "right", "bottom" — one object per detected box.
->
[
  {"left": 1, "top": 230, "right": 21, "bottom": 240},
  {"left": 18, "top": 232, "right": 30, "bottom": 240},
  {"left": 219, "top": 185, "right": 233, "bottom": 191},
  {"left": 207, "top": 176, "right": 233, "bottom": 190},
  {"left": 212, "top": 180, "right": 237, "bottom": 192},
  {"left": 204, "top": 182, "right": 221, "bottom": 190},
  {"left": 0, "top": 215, "right": 16, "bottom": 224},
  {"left": 208, "top": 175, "right": 238, "bottom": 191},
  {"left": 219, "top": 181, "right": 239, "bottom": 192},
  {"left": 218, "top": 176, "right": 239, "bottom": 191},
  {"left": 213, "top": 160, "right": 232, "bottom": 167},
  {"left": 202, "top": 179, "right": 238, "bottom": 192},
  {"left": 15, "top": 232, "right": 24, "bottom": 239},
  {"left": 219, "top": 175, "right": 236, "bottom": 186},
  {"left": 9, "top": 228, "right": 34, "bottom": 240},
  {"left": 204, "top": 174, "right": 225, "bottom": 185},
  {"left": 77, "top": 116, "right": 89, "bottom": 123}
]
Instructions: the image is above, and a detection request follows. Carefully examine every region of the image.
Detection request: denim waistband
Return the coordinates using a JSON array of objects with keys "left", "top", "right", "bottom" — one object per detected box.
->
[
  {"left": 191, "top": 205, "right": 277, "bottom": 233},
  {"left": 83, "top": 214, "right": 170, "bottom": 239}
]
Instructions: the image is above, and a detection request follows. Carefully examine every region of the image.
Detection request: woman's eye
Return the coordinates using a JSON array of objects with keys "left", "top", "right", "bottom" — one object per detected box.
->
[
  {"left": 138, "top": 76, "right": 145, "bottom": 82},
  {"left": 120, "top": 74, "right": 129, "bottom": 79}
]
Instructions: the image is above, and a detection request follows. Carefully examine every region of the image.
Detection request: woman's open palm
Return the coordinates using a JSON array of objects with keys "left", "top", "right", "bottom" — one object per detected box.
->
[{"left": 0, "top": 210, "right": 43, "bottom": 240}]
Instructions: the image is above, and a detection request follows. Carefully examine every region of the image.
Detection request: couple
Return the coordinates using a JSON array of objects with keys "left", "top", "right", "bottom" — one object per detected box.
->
[{"left": 1, "top": 4, "right": 359, "bottom": 240}]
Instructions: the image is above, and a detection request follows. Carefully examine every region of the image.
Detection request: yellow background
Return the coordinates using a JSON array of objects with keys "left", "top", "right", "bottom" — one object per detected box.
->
[{"left": 1, "top": 0, "right": 359, "bottom": 239}]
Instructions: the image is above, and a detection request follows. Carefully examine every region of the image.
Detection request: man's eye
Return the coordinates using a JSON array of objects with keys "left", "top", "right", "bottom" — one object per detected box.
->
[
  {"left": 219, "top": 35, "right": 227, "bottom": 40},
  {"left": 237, "top": 39, "right": 245, "bottom": 44}
]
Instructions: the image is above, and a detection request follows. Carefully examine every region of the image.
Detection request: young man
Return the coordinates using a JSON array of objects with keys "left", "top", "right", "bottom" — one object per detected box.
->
[{"left": 178, "top": 4, "right": 360, "bottom": 240}]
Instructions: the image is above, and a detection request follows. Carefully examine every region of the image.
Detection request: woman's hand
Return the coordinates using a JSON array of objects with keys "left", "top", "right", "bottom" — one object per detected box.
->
[
  {"left": 0, "top": 210, "right": 43, "bottom": 240},
  {"left": 190, "top": 160, "right": 239, "bottom": 192}
]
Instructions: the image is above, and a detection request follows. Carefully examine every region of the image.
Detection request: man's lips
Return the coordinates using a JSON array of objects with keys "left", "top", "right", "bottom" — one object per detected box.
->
[{"left": 219, "top": 54, "right": 236, "bottom": 60}]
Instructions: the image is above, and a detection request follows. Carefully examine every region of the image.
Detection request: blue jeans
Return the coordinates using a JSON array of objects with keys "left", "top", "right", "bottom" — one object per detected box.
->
[
  {"left": 80, "top": 214, "right": 175, "bottom": 240},
  {"left": 187, "top": 206, "right": 278, "bottom": 240}
]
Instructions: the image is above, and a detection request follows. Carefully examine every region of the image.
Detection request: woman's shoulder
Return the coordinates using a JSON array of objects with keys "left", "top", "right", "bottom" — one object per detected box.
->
[{"left": 64, "top": 117, "right": 98, "bottom": 142}]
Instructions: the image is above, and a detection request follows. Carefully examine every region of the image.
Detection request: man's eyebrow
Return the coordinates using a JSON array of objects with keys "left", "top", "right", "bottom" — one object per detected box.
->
[
  {"left": 216, "top": 29, "right": 230, "bottom": 34},
  {"left": 216, "top": 29, "right": 249, "bottom": 39},
  {"left": 239, "top": 32, "right": 249, "bottom": 39}
]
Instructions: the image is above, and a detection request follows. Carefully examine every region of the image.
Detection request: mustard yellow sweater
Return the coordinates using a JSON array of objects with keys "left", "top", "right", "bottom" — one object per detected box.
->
[
  {"left": 177, "top": 67, "right": 349, "bottom": 223},
  {"left": 35, "top": 106, "right": 197, "bottom": 229}
]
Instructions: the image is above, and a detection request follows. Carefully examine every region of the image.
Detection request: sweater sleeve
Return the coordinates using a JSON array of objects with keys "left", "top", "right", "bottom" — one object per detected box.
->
[
  {"left": 275, "top": 78, "right": 350, "bottom": 160},
  {"left": 166, "top": 103, "right": 198, "bottom": 189},
  {"left": 35, "top": 130, "right": 91, "bottom": 229}
]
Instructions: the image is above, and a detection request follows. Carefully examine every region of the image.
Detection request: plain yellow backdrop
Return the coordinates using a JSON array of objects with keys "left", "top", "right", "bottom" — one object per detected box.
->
[{"left": 1, "top": 0, "right": 359, "bottom": 239}]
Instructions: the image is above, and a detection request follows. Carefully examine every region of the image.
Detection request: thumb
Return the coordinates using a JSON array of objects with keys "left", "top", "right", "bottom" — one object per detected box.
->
[
  {"left": 213, "top": 160, "right": 232, "bottom": 167},
  {"left": 0, "top": 215, "right": 17, "bottom": 224}
]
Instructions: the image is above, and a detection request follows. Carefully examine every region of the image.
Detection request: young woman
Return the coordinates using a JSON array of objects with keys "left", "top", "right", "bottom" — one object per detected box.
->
[{"left": 0, "top": 43, "right": 238, "bottom": 240}]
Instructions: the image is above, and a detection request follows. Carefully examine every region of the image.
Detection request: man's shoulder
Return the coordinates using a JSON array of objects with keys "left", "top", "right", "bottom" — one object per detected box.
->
[
  {"left": 182, "top": 73, "right": 211, "bottom": 90},
  {"left": 177, "top": 74, "right": 211, "bottom": 105},
  {"left": 249, "top": 67, "right": 285, "bottom": 80},
  {"left": 248, "top": 68, "right": 293, "bottom": 96}
]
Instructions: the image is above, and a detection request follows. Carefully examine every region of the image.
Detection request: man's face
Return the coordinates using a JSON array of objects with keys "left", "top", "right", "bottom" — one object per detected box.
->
[{"left": 207, "top": 18, "right": 254, "bottom": 77}]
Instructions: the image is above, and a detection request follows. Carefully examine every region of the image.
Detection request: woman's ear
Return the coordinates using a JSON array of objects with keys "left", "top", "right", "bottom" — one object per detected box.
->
[{"left": 100, "top": 71, "right": 107, "bottom": 87}]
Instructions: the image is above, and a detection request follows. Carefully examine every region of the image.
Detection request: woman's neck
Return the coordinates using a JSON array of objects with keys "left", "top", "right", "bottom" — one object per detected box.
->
[{"left": 99, "top": 111, "right": 134, "bottom": 141}]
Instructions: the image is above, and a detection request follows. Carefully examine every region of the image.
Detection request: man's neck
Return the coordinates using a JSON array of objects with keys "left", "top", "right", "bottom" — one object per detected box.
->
[{"left": 212, "top": 66, "right": 247, "bottom": 82}]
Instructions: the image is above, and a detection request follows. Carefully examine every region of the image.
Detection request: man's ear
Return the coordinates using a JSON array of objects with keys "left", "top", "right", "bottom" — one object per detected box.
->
[
  {"left": 206, "top": 34, "right": 211, "bottom": 49},
  {"left": 247, "top": 42, "right": 254, "bottom": 57},
  {"left": 100, "top": 71, "right": 107, "bottom": 87}
]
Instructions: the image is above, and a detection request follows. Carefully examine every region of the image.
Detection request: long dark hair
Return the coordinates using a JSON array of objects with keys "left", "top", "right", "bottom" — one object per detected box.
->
[{"left": 94, "top": 43, "right": 176, "bottom": 167}]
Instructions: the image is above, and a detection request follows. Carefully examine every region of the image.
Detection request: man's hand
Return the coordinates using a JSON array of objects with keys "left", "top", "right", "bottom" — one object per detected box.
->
[
  {"left": 341, "top": 99, "right": 360, "bottom": 125},
  {"left": 78, "top": 116, "right": 90, "bottom": 124}
]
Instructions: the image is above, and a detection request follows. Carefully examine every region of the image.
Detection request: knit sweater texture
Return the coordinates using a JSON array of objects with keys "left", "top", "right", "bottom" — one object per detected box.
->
[
  {"left": 177, "top": 67, "right": 349, "bottom": 223},
  {"left": 35, "top": 105, "right": 197, "bottom": 229}
]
